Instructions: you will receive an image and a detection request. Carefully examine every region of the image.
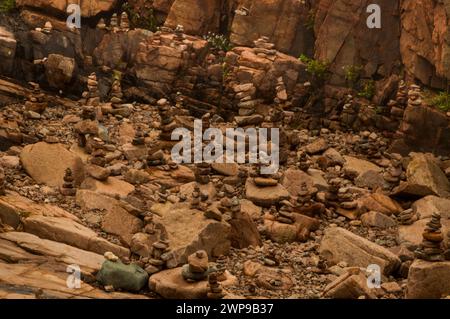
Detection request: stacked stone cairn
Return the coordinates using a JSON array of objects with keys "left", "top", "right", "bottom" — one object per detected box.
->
[
  {"left": 25, "top": 82, "right": 46, "bottom": 114},
  {"left": 109, "top": 13, "right": 119, "bottom": 32},
  {"left": 207, "top": 272, "right": 225, "bottom": 299},
  {"left": 398, "top": 208, "right": 418, "bottom": 225},
  {"left": 383, "top": 153, "right": 403, "bottom": 184},
  {"left": 195, "top": 162, "right": 211, "bottom": 185},
  {"left": 60, "top": 168, "right": 76, "bottom": 196},
  {"left": 146, "top": 240, "right": 170, "bottom": 275},
  {"left": 158, "top": 100, "right": 177, "bottom": 141},
  {"left": 119, "top": 12, "right": 130, "bottom": 32},
  {"left": 407, "top": 84, "right": 423, "bottom": 107},
  {"left": 110, "top": 77, "right": 123, "bottom": 107},
  {"left": 276, "top": 200, "right": 295, "bottom": 224},
  {"left": 83, "top": 73, "right": 100, "bottom": 106},
  {"left": 182, "top": 250, "right": 211, "bottom": 282},
  {"left": 253, "top": 36, "right": 276, "bottom": 60},
  {"left": 415, "top": 212, "right": 444, "bottom": 261},
  {"left": 132, "top": 127, "right": 146, "bottom": 146},
  {"left": 174, "top": 24, "right": 185, "bottom": 42},
  {"left": 96, "top": 18, "right": 107, "bottom": 30},
  {"left": 234, "top": 83, "right": 257, "bottom": 116}
]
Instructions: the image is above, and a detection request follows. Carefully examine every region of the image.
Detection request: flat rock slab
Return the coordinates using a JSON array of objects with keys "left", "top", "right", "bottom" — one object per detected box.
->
[
  {"left": 319, "top": 227, "right": 401, "bottom": 275},
  {"left": 406, "top": 260, "right": 450, "bottom": 298},
  {"left": 149, "top": 268, "right": 237, "bottom": 299},
  {"left": 406, "top": 152, "right": 450, "bottom": 198},
  {"left": 81, "top": 176, "right": 135, "bottom": 199},
  {"left": 0, "top": 261, "right": 145, "bottom": 299},
  {"left": 151, "top": 203, "right": 231, "bottom": 266},
  {"left": 20, "top": 142, "right": 85, "bottom": 187},
  {"left": 398, "top": 218, "right": 450, "bottom": 249},
  {"left": 0, "top": 232, "right": 104, "bottom": 275},
  {"left": 246, "top": 179, "right": 289, "bottom": 207},
  {"left": 412, "top": 195, "right": 450, "bottom": 220},
  {"left": 343, "top": 156, "right": 381, "bottom": 179}
]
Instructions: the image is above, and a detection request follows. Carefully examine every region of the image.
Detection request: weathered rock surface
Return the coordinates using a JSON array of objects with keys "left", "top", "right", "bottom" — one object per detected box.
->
[
  {"left": 320, "top": 227, "right": 401, "bottom": 275},
  {"left": 406, "top": 260, "right": 450, "bottom": 299},
  {"left": 20, "top": 142, "right": 85, "bottom": 188}
]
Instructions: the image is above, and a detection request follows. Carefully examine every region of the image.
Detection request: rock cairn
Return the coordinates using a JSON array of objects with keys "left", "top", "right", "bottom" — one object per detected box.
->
[
  {"left": 252, "top": 163, "right": 279, "bottom": 187},
  {"left": 234, "top": 83, "right": 258, "bottom": 116},
  {"left": 383, "top": 153, "right": 403, "bottom": 184},
  {"left": 182, "top": 250, "right": 210, "bottom": 282},
  {"left": 109, "top": 13, "right": 119, "bottom": 32},
  {"left": 398, "top": 209, "right": 418, "bottom": 225},
  {"left": 26, "top": 82, "right": 46, "bottom": 114},
  {"left": 415, "top": 212, "right": 444, "bottom": 261},
  {"left": 191, "top": 184, "right": 201, "bottom": 210},
  {"left": 0, "top": 166, "right": 6, "bottom": 196},
  {"left": 147, "top": 147, "right": 165, "bottom": 166},
  {"left": 174, "top": 24, "right": 185, "bottom": 42},
  {"left": 297, "top": 152, "right": 310, "bottom": 172},
  {"left": 276, "top": 201, "right": 295, "bottom": 224},
  {"left": 90, "top": 148, "right": 107, "bottom": 167},
  {"left": 215, "top": 255, "right": 227, "bottom": 280},
  {"left": 253, "top": 36, "right": 276, "bottom": 60},
  {"left": 110, "top": 78, "right": 123, "bottom": 107},
  {"left": 275, "top": 77, "right": 288, "bottom": 105},
  {"left": 60, "top": 168, "right": 76, "bottom": 196},
  {"left": 408, "top": 84, "right": 423, "bottom": 107},
  {"left": 132, "top": 127, "right": 146, "bottom": 146},
  {"left": 120, "top": 12, "right": 130, "bottom": 32},
  {"left": 84, "top": 73, "right": 100, "bottom": 106},
  {"left": 195, "top": 163, "right": 211, "bottom": 184},
  {"left": 207, "top": 272, "right": 225, "bottom": 299},
  {"left": 96, "top": 18, "right": 107, "bottom": 30},
  {"left": 158, "top": 100, "right": 177, "bottom": 141},
  {"left": 389, "top": 80, "right": 408, "bottom": 121},
  {"left": 146, "top": 240, "right": 170, "bottom": 275}
]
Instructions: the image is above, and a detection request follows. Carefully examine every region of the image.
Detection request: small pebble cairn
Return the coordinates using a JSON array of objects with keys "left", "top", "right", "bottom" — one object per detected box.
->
[
  {"left": 145, "top": 240, "right": 170, "bottom": 275},
  {"left": 398, "top": 208, "right": 418, "bottom": 225},
  {"left": 415, "top": 212, "right": 444, "bottom": 261},
  {"left": 195, "top": 162, "right": 211, "bottom": 184},
  {"left": 182, "top": 250, "right": 210, "bottom": 282},
  {"left": 60, "top": 168, "right": 76, "bottom": 196},
  {"left": 207, "top": 272, "right": 225, "bottom": 299}
]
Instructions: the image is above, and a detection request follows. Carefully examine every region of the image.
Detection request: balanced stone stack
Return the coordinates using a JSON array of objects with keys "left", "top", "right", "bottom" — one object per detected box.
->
[
  {"left": 147, "top": 147, "right": 165, "bottom": 166},
  {"left": 398, "top": 209, "right": 418, "bottom": 225},
  {"left": 132, "top": 127, "right": 146, "bottom": 146},
  {"left": 90, "top": 148, "right": 107, "bottom": 167},
  {"left": 174, "top": 24, "right": 185, "bottom": 42},
  {"left": 195, "top": 163, "right": 211, "bottom": 184},
  {"left": 0, "top": 166, "right": 6, "bottom": 196},
  {"left": 207, "top": 272, "right": 225, "bottom": 299},
  {"left": 275, "top": 77, "right": 288, "bottom": 104},
  {"left": 191, "top": 184, "right": 201, "bottom": 210},
  {"left": 340, "top": 94, "right": 358, "bottom": 129},
  {"left": 84, "top": 73, "right": 100, "bottom": 106},
  {"left": 96, "top": 18, "right": 107, "bottom": 30},
  {"left": 215, "top": 255, "right": 227, "bottom": 281},
  {"left": 234, "top": 83, "right": 257, "bottom": 116},
  {"left": 110, "top": 78, "right": 123, "bottom": 107},
  {"left": 119, "top": 12, "right": 130, "bottom": 32},
  {"left": 415, "top": 212, "right": 444, "bottom": 261},
  {"left": 276, "top": 201, "right": 295, "bottom": 224},
  {"left": 396, "top": 80, "right": 408, "bottom": 107},
  {"left": 109, "top": 13, "right": 119, "bottom": 32},
  {"left": 182, "top": 250, "right": 210, "bottom": 282},
  {"left": 44, "top": 127, "right": 59, "bottom": 144},
  {"left": 229, "top": 197, "right": 241, "bottom": 219},
  {"left": 60, "top": 168, "right": 76, "bottom": 196},
  {"left": 383, "top": 153, "right": 403, "bottom": 184},
  {"left": 146, "top": 240, "right": 170, "bottom": 275},
  {"left": 42, "top": 21, "right": 53, "bottom": 34},
  {"left": 407, "top": 84, "right": 423, "bottom": 107},
  {"left": 297, "top": 152, "right": 310, "bottom": 172},
  {"left": 252, "top": 163, "right": 279, "bottom": 187},
  {"left": 25, "top": 82, "right": 46, "bottom": 114},
  {"left": 158, "top": 102, "right": 177, "bottom": 141},
  {"left": 253, "top": 36, "right": 277, "bottom": 61}
]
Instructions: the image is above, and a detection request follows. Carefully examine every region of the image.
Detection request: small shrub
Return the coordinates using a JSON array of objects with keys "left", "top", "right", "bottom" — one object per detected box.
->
[
  {"left": 304, "top": 9, "right": 316, "bottom": 30},
  {"left": 204, "top": 32, "right": 233, "bottom": 52},
  {"left": 357, "top": 80, "right": 376, "bottom": 100},
  {"left": 122, "top": 2, "right": 158, "bottom": 32},
  {"left": 299, "top": 54, "right": 330, "bottom": 83},
  {"left": 429, "top": 91, "right": 450, "bottom": 112},
  {"left": 0, "top": 0, "right": 15, "bottom": 13},
  {"left": 343, "top": 65, "right": 363, "bottom": 89}
]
